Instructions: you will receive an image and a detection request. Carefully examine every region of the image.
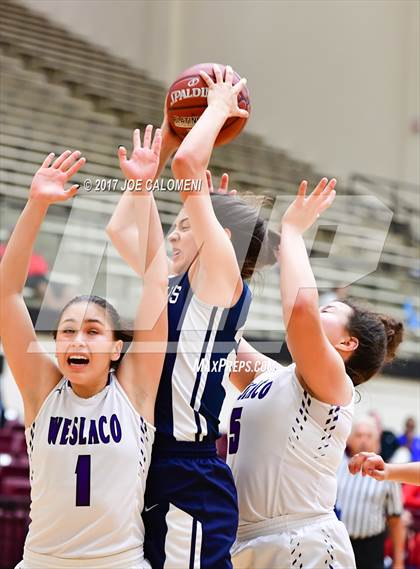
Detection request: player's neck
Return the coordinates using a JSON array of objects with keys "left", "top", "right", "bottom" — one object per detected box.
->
[{"left": 69, "top": 373, "right": 109, "bottom": 398}]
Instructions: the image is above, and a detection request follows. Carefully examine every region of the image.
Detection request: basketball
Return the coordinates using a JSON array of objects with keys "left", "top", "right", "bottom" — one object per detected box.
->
[{"left": 166, "top": 63, "right": 251, "bottom": 146}]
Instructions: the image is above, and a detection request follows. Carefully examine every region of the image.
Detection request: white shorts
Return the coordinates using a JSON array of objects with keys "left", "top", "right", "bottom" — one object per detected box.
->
[
  {"left": 231, "top": 513, "right": 356, "bottom": 569},
  {"left": 15, "top": 547, "right": 152, "bottom": 569}
]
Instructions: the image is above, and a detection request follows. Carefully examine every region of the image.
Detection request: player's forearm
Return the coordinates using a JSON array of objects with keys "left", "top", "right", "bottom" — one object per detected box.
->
[
  {"left": 172, "top": 104, "right": 227, "bottom": 185},
  {"left": 157, "top": 131, "right": 179, "bottom": 178},
  {"left": 388, "top": 516, "right": 405, "bottom": 566},
  {"left": 133, "top": 194, "right": 167, "bottom": 285},
  {"left": 0, "top": 199, "right": 48, "bottom": 297},
  {"left": 387, "top": 462, "right": 420, "bottom": 485},
  {"left": 279, "top": 225, "right": 319, "bottom": 327}
]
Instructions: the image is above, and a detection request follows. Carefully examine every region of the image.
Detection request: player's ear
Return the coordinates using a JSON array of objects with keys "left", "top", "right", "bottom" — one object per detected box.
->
[
  {"left": 224, "top": 227, "right": 232, "bottom": 240},
  {"left": 111, "top": 339, "right": 124, "bottom": 361},
  {"left": 336, "top": 335, "right": 358, "bottom": 353}
]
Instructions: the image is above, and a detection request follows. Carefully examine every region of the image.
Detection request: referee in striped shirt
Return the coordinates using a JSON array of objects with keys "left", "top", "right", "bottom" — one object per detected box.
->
[{"left": 336, "top": 416, "right": 405, "bottom": 569}]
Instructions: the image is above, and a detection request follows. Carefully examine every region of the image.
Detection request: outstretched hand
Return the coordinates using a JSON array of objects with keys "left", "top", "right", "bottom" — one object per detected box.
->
[
  {"left": 118, "top": 126, "right": 162, "bottom": 185},
  {"left": 281, "top": 178, "right": 337, "bottom": 234},
  {"left": 348, "top": 452, "right": 387, "bottom": 481},
  {"left": 200, "top": 64, "right": 249, "bottom": 120},
  {"left": 206, "top": 169, "right": 237, "bottom": 195},
  {"left": 30, "top": 150, "right": 86, "bottom": 204}
]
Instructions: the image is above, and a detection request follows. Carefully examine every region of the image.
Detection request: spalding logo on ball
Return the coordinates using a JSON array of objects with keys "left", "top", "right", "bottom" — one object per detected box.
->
[{"left": 167, "top": 63, "right": 251, "bottom": 146}]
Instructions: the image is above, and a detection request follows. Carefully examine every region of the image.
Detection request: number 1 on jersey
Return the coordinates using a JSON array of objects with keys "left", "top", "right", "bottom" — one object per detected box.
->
[{"left": 75, "top": 455, "right": 91, "bottom": 506}]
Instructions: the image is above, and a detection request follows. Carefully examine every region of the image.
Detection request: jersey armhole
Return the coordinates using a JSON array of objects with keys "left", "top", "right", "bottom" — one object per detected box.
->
[
  {"left": 113, "top": 373, "right": 156, "bottom": 434},
  {"left": 188, "top": 273, "right": 251, "bottom": 310},
  {"left": 25, "top": 376, "right": 67, "bottom": 433},
  {"left": 291, "top": 363, "right": 355, "bottom": 409}
]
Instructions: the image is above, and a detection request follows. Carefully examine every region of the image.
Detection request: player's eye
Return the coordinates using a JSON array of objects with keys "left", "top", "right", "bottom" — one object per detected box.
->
[
  {"left": 62, "top": 328, "right": 76, "bottom": 334},
  {"left": 88, "top": 329, "right": 99, "bottom": 335}
]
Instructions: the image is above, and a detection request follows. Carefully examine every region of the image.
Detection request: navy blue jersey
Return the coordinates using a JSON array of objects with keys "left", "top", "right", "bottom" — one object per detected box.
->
[{"left": 155, "top": 271, "right": 252, "bottom": 443}]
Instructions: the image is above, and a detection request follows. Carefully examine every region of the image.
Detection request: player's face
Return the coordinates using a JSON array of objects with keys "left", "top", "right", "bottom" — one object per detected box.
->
[
  {"left": 167, "top": 210, "right": 198, "bottom": 275},
  {"left": 55, "top": 302, "right": 122, "bottom": 386},
  {"left": 319, "top": 301, "right": 356, "bottom": 355}
]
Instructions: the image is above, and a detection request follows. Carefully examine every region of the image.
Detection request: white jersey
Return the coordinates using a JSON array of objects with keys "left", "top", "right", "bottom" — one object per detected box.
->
[
  {"left": 23, "top": 372, "right": 154, "bottom": 565},
  {"left": 227, "top": 363, "right": 354, "bottom": 524}
]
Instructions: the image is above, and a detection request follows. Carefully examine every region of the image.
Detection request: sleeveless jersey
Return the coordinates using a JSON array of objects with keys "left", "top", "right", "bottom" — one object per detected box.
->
[
  {"left": 155, "top": 271, "right": 252, "bottom": 443},
  {"left": 227, "top": 363, "right": 354, "bottom": 524},
  {"left": 24, "top": 372, "right": 155, "bottom": 560}
]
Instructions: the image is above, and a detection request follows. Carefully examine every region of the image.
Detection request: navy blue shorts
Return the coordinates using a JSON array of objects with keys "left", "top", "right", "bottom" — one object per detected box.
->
[{"left": 143, "top": 443, "right": 238, "bottom": 569}]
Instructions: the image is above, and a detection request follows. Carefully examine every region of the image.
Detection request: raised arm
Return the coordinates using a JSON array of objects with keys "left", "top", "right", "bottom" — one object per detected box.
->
[
  {"left": 0, "top": 151, "right": 86, "bottom": 425},
  {"left": 279, "top": 179, "right": 353, "bottom": 405},
  {"left": 114, "top": 127, "right": 168, "bottom": 425},
  {"left": 171, "top": 64, "right": 249, "bottom": 307},
  {"left": 106, "top": 108, "right": 179, "bottom": 277}
]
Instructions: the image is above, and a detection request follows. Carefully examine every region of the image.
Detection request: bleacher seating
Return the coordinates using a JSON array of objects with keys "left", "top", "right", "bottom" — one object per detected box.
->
[
  {"left": 0, "top": 419, "right": 30, "bottom": 569},
  {"left": 0, "top": 1, "right": 419, "bottom": 564},
  {"left": 0, "top": 0, "right": 419, "bottom": 364}
]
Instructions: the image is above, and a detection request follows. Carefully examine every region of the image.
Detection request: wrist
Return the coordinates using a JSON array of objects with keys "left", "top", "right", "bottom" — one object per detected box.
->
[
  {"left": 206, "top": 100, "right": 230, "bottom": 121},
  {"left": 281, "top": 222, "right": 304, "bottom": 236},
  {"left": 27, "top": 197, "right": 50, "bottom": 212}
]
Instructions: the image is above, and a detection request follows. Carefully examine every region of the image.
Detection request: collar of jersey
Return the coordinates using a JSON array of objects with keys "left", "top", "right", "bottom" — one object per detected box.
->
[{"left": 65, "top": 373, "right": 112, "bottom": 404}]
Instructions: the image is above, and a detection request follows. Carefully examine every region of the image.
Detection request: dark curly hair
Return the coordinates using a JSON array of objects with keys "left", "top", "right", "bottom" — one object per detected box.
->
[{"left": 343, "top": 300, "right": 404, "bottom": 386}]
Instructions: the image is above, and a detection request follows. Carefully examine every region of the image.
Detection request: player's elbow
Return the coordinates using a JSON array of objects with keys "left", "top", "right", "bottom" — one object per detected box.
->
[
  {"left": 288, "top": 290, "right": 319, "bottom": 319},
  {"left": 172, "top": 150, "right": 203, "bottom": 181},
  {"left": 105, "top": 220, "right": 117, "bottom": 240}
]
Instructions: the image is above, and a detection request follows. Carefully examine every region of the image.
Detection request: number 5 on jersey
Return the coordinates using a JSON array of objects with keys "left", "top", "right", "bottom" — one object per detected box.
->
[{"left": 228, "top": 407, "right": 243, "bottom": 455}]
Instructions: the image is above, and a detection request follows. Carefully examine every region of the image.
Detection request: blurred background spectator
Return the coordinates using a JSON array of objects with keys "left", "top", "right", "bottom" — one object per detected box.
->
[
  {"left": 337, "top": 416, "right": 405, "bottom": 569},
  {"left": 399, "top": 418, "right": 420, "bottom": 462}
]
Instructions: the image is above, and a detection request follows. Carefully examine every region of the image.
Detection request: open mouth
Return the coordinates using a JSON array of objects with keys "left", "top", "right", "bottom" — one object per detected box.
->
[
  {"left": 172, "top": 248, "right": 181, "bottom": 259},
  {"left": 67, "top": 355, "right": 90, "bottom": 368}
]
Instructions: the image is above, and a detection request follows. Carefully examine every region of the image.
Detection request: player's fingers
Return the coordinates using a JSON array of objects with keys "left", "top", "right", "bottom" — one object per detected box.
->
[
  {"left": 60, "top": 150, "right": 81, "bottom": 172},
  {"left": 41, "top": 152, "right": 55, "bottom": 168},
  {"left": 213, "top": 63, "right": 223, "bottom": 84},
  {"left": 225, "top": 65, "right": 234, "bottom": 86},
  {"left": 371, "top": 470, "right": 385, "bottom": 481},
  {"left": 297, "top": 180, "right": 307, "bottom": 200},
  {"left": 205, "top": 170, "right": 214, "bottom": 192},
  {"left": 143, "top": 124, "right": 153, "bottom": 150},
  {"left": 52, "top": 150, "right": 72, "bottom": 169},
  {"left": 219, "top": 173, "right": 229, "bottom": 193},
  {"left": 321, "top": 178, "right": 337, "bottom": 195},
  {"left": 65, "top": 157, "right": 86, "bottom": 179},
  {"left": 310, "top": 177, "right": 328, "bottom": 197},
  {"left": 229, "top": 189, "right": 238, "bottom": 195},
  {"left": 348, "top": 457, "right": 362, "bottom": 474},
  {"left": 133, "top": 128, "right": 141, "bottom": 150},
  {"left": 364, "top": 456, "right": 383, "bottom": 470},
  {"left": 236, "top": 109, "right": 250, "bottom": 119},
  {"left": 199, "top": 70, "right": 214, "bottom": 88},
  {"left": 118, "top": 145, "right": 128, "bottom": 160},
  {"left": 152, "top": 128, "right": 162, "bottom": 157},
  {"left": 318, "top": 190, "right": 336, "bottom": 214},
  {"left": 62, "top": 184, "right": 79, "bottom": 200},
  {"left": 233, "top": 77, "right": 247, "bottom": 94}
]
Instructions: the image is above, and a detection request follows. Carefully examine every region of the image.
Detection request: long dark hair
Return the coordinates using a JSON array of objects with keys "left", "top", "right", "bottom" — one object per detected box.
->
[{"left": 210, "top": 193, "right": 280, "bottom": 280}]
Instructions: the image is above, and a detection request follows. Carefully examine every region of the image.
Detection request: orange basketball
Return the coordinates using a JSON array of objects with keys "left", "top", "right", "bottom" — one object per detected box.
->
[{"left": 166, "top": 63, "right": 250, "bottom": 146}]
